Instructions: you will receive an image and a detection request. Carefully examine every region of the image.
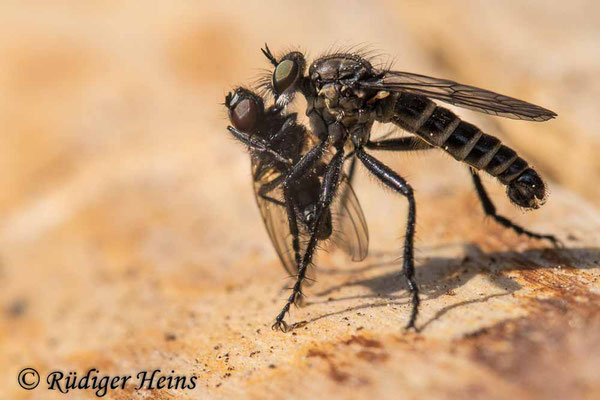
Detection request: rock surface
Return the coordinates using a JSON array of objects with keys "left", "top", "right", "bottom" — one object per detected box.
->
[{"left": 1, "top": 1, "right": 599, "bottom": 399}]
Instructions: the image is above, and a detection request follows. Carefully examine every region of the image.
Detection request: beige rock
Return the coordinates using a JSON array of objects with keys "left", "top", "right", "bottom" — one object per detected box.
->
[{"left": 0, "top": 1, "right": 598, "bottom": 399}]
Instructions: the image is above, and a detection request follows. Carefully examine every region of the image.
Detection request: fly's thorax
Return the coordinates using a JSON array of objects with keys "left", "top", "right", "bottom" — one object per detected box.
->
[
  {"left": 310, "top": 56, "right": 372, "bottom": 109},
  {"left": 309, "top": 55, "right": 372, "bottom": 83},
  {"left": 308, "top": 56, "right": 385, "bottom": 148}
]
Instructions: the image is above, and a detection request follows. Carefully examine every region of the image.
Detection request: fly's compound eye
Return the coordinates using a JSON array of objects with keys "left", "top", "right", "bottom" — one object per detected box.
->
[
  {"left": 273, "top": 59, "right": 299, "bottom": 95},
  {"left": 231, "top": 97, "right": 260, "bottom": 132}
]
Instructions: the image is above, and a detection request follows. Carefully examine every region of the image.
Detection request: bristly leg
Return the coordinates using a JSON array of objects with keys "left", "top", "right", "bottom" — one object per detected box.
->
[
  {"left": 470, "top": 169, "right": 560, "bottom": 246},
  {"left": 355, "top": 148, "right": 420, "bottom": 330},
  {"left": 226, "top": 126, "right": 292, "bottom": 165},
  {"left": 272, "top": 146, "right": 345, "bottom": 332},
  {"left": 365, "top": 136, "right": 559, "bottom": 247}
]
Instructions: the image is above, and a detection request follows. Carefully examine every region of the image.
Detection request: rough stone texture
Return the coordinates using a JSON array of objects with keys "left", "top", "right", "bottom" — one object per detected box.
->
[{"left": 1, "top": 1, "right": 599, "bottom": 399}]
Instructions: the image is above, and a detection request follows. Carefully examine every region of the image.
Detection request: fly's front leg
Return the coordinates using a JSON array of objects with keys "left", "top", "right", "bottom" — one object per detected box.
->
[
  {"left": 355, "top": 148, "right": 420, "bottom": 330},
  {"left": 284, "top": 141, "right": 327, "bottom": 262},
  {"left": 227, "top": 126, "right": 292, "bottom": 165},
  {"left": 272, "top": 145, "right": 345, "bottom": 332},
  {"left": 270, "top": 141, "right": 328, "bottom": 332},
  {"left": 470, "top": 169, "right": 559, "bottom": 245}
]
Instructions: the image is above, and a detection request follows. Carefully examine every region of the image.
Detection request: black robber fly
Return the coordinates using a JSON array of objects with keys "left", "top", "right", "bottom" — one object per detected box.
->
[
  {"left": 225, "top": 88, "right": 368, "bottom": 291},
  {"left": 256, "top": 44, "right": 559, "bottom": 332}
]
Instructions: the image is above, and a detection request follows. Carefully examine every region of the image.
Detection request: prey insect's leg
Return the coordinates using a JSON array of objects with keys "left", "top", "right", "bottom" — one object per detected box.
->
[
  {"left": 355, "top": 148, "right": 420, "bottom": 330},
  {"left": 253, "top": 158, "right": 270, "bottom": 181},
  {"left": 268, "top": 114, "right": 298, "bottom": 145},
  {"left": 257, "top": 174, "right": 286, "bottom": 207},
  {"left": 276, "top": 143, "right": 327, "bottom": 281},
  {"left": 227, "top": 126, "right": 292, "bottom": 165},
  {"left": 470, "top": 169, "right": 559, "bottom": 245},
  {"left": 366, "top": 137, "right": 433, "bottom": 151},
  {"left": 273, "top": 141, "right": 328, "bottom": 295},
  {"left": 272, "top": 146, "right": 345, "bottom": 332}
]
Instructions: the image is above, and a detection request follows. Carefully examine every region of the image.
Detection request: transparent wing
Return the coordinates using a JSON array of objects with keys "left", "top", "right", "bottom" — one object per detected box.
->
[
  {"left": 329, "top": 173, "right": 369, "bottom": 261},
  {"left": 252, "top": 160, "right": 368, "bottom": 280},
  {"left": 359, "top": 70, "right": 556, "bottom": 122},
  {"left": 252, "top": 168, "right": 299, "bottom": 277}
]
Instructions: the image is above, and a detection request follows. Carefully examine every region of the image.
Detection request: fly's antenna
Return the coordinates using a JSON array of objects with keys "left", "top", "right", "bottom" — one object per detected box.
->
[{"left": 261, "top": 43, "right": 278, "bottom": 66}]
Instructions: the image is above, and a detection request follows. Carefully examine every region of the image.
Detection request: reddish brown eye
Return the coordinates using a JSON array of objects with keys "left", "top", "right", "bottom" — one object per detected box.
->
[
  {"left": 273, "top": 59, "right": 299, "bottom": 95},
  {"left": 231, "top": 98, "right": 259, "bottom": 131}
]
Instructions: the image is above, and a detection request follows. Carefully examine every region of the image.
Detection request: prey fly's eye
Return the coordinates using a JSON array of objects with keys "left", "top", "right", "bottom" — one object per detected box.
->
[
  {"left": 231, "top": 98, "right": 259, "bottom": 132},
  {"left": 273, "top": 59, "right": 299, "bottom": 95}
]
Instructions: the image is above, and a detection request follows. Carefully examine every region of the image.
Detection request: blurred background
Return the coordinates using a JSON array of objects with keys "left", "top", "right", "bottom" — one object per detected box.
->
[{"left": 1, "top": 1, "right": 599, "bottom": 399}]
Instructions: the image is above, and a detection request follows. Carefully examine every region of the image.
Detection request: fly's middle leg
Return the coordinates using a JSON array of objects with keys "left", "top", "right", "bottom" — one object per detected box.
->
[
  {"left": 364, "top": 133, "right": 559, "bottom": 246},
  {"left": 355, "top": 147, "right": 420, "bottom": 331}
]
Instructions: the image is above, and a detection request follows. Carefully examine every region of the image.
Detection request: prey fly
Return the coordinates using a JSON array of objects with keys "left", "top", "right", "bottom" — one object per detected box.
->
[{"left": 225, "top": 88, "right": 369, "bottom": 305}]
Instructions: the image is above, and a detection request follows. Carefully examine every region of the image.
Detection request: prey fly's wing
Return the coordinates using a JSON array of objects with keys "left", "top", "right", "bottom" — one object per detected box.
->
[
  {"left": 358, "top": 71, "right": 556, "bottom": 122},
  {"left": 329, "top": 173, "right": 369, "bottom": 262},
  {"left": 252, "top": 164, "right": 300, "bottom": 277}
]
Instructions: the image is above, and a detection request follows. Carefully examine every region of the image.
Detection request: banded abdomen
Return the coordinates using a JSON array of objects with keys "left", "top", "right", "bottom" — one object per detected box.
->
[{"left": 389, "top": 92, "right": 546, "bottom": 209}]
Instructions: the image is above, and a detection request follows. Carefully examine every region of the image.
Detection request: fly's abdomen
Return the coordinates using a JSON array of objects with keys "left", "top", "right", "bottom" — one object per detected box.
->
[
  {"left": 393, "top": 93, "right": 523, "bottom": 177},
  {"left": 391, "top": 92, "right": 546, "bottom": 208}
]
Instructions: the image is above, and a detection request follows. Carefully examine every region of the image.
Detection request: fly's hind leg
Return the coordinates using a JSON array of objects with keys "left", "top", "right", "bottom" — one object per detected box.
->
[
  {"left": 470, "top": 169, "right": 559, "bottom": 245},
  {"left": 365, "top": 137, "right": 558, "bottom": 246},
  {"left": 355, "top": 148, "right": 420, "bottom": 330}
]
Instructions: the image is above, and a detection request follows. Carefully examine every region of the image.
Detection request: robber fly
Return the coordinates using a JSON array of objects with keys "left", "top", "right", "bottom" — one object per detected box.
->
[
  {"left": 224, "top": 87, "right": 369, "bottom": 301},
  {"left": 257, "top": 44, "right": 558, "bottom": 331}
]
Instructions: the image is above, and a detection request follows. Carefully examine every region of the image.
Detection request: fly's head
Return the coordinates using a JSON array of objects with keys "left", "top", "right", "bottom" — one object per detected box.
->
[
  {"left": 260, "top": 45, "right": 306, "bottom": 108},
  {"left": 225, "top": 88, "right": 265, "bottom": 134},
  {"left": 507, "top": 168, "right": 547, "bottom": 209}
]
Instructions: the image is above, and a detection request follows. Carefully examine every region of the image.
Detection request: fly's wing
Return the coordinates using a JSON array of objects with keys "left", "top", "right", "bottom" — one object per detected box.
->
[
  {"left": 251, "top": 159, "right": 316, "bottom": 285},
  {"left": 329, "top": 173, "right": 369, "bottom": 261},
  {"left": 252, "top": 167, "right": 298, "bottom": 277},
  {"left": 358, "top": 70, "right": 556, "bottom": 122}
]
